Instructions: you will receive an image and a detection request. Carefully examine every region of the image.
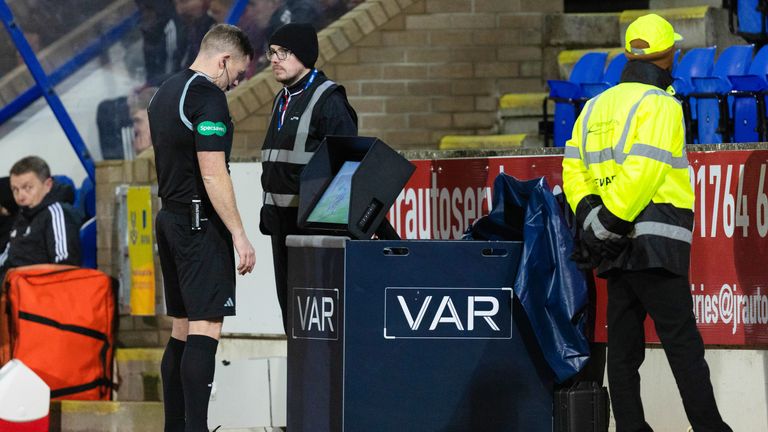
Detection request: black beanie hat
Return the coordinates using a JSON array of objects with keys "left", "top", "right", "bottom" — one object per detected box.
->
[{"left": 268, "top": 23, "right": 318, "bottom": 69}]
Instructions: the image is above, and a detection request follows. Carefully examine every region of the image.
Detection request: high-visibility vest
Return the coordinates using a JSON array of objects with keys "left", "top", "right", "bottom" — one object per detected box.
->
[
  {"left": 562, "top": 82, "right": 694, "bottom": 276},
  {"left": 261, "top": 73, "right": 340, "bottom": 211}
]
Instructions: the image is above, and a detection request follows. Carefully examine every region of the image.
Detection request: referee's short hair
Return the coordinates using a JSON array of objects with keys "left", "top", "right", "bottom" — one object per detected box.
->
[
  {"left": 201, "top": 24, "right": 255, "bottom": 61},
  {"left": 10, "top": 156, "right": 51, "bottom": 182}
]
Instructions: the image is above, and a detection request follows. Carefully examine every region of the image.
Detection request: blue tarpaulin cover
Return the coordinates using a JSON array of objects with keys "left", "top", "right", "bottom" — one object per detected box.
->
[{"left": 464, "top": 173, "right": 590, "bottom": 382}]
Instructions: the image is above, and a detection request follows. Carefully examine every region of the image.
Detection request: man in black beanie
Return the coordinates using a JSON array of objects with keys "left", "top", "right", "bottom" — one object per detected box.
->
[{"left": 259, "top": 22, "right": 357, "bottom": 332}]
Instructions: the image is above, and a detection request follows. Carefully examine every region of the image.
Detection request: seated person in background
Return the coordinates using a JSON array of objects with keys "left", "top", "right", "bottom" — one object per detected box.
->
[
  {"left": 0, "top": 177, "right": 19, "bottom": 254},
  {"left": 208, "top": 0, "right": 231, "bottom": 23},
  {"left": 129, "top": 86, "right": 159, "bottom": 160},
  {"left": 264, "top": 0, "right": 321, "bottom": 50},
  {"left": 135, "top": 0, "right": 183, "bottom": 86},
  {"left": 174, "top": 0, "right": 217, "bottom": 68},
  {"left": 207, "top": 0, "right": 281, "bottom": 76},
  {"left": 241, "top": 0, "right": 284, "bottom": 74},
  {"left": 0, "top": 157, "right": 82, "bottom": 280},
  {"left": 318, "top": 0, "right": 349, "bottom": 28}
]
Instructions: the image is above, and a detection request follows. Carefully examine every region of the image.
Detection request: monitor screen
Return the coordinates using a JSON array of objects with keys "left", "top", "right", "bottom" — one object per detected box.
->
[{"left": 306, "top": 161, "right": 360, "bottom": 224}]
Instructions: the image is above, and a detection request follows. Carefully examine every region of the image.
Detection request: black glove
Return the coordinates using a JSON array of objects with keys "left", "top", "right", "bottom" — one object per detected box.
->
[
  {"left": 601, "top": 236, "right": 630, "bottom": 259},
  {"left": 583, "top": 223, "right": 631, "bottom": 261},
  {"left": 570, "top": 237, "right": 601, "bottom": 271},
  {"left": 570, "top": 195, "right": 605, "bottom": 271},
  {"left": 571, "top": 225, "right": 630, "bottom": 270},
  {"left": 575, "top": 195, "right": 603, "bottom": 231},
  {"left": 582, "top": 226, "right": 606, "bottom": 260},
  {"left": 571, "top": 195, "right": 632, "bottom": 269}
]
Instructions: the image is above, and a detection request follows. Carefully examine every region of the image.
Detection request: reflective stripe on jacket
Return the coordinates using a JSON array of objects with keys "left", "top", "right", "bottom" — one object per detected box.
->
[{"left": 562, "top": 81, "right": 695, "bottom": 276}]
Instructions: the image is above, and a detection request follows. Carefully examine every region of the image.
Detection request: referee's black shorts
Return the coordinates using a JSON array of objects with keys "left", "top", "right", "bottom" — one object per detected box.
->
[{"left": 155, "top": 205, "right": 236, "bottom": 320}]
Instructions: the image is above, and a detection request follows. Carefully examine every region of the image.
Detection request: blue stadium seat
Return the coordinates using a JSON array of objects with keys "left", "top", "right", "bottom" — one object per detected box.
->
[
  {"left": 52, "top": 174, "right": 75, "bottom": 189},
  {"left": 603, "top": 53, "right": 628, "bottom": 85},
  {"left": 673, "top": 47, "right": 716, "bottom": 96},
  {"left": 671, "top": 47, "right": 716, "bottom": 143},
  {"left": 580, "top": 54, "right": 628, "bottom": 98},
  {"left": 547, "top": 52, "right": 608, "bottom": 147},
  {"left": 730, "top": 44, "right": 768, "bottom": 142},
  {"left": 692, "top": 45, "right": 753, "bottom": 144},
  {"left": 52, "top": 174, "right": 77, "bottom": 205},
  {"left": 79, "top": 217, "right": 97, "bottom": 269},
  {"left": 734, "top": 0, "right": 768, "bottom": 37},
  {"left": 76, "top": 176, "right": 96, "bottom": 220}
]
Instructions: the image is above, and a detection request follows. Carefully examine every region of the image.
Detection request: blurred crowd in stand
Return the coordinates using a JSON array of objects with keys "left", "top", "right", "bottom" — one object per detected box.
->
[
  {"left": 97, "top": 0, "right": 364, "bottom": 161},
  {"left": 0, "top": 0, "right": 110, "bottom": 76},
  {"left": 0, "top": 0, "right": 365, "bottom": 161},
  {"left": 136, "top": 0, "right": 364, "bottom": 85}
]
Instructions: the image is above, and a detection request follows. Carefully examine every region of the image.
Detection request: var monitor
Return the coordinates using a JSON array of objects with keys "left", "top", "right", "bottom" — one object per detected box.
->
[
  {"left": 298, "top": 136, "right": 415, "bottom": 239},
  {"left": 306, "top": 161, "right": 360, "bottom": 225}
]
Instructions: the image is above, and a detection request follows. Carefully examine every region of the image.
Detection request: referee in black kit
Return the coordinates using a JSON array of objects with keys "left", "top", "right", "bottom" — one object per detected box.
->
[{"left": 148, "top": 24, "right": 256, "bottom": 432}]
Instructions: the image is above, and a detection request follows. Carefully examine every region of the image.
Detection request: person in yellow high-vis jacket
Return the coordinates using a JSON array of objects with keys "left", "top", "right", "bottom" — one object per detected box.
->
[{"left": 562, "top": 14, "right": 731, "bottom": 432}]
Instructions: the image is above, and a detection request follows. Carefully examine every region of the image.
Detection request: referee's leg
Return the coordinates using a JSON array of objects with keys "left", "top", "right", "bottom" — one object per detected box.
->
[
  {"left": 162, "top": 318, "right": 189, "bottom": 432},
  {"left": 182, "top": 319, "right": 223, "bottom": 432},
  {"left": 157, "top": 212, "right": 191, "bottom": 431},
  {"left": 160, "top": 318, "right": 189, "bottom": 432}
]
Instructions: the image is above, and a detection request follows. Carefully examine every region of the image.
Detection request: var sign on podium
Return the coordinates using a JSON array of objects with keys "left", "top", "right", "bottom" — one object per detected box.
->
[
  {"left": 292, "top": 288, "right": 339, "bottom": 340},
  {"left": 383, "top": 287, "right": 513, "bottom": 339},
  {"left": 286, "top": 236, "right": 554, "bottom": 432}
]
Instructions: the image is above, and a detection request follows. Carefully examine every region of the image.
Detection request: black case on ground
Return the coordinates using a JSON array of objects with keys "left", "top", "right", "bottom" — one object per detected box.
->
[{"left": 554, "top": 381, "right": 610, "bottom": 432}]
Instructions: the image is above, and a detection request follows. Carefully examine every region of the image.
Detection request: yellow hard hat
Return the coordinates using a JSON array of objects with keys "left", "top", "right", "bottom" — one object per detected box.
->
[{"left": 625, "top": 14, "right": 683, "bottom": 56}]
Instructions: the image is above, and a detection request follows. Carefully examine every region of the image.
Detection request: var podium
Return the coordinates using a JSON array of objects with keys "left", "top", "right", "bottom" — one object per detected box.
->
[{"left": 286, "top": 236, "right": 554, "bottom": 431}]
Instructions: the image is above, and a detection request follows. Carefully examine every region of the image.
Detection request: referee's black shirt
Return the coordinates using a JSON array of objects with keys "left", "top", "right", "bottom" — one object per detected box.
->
[{"left": 148, "top": 69, "right": 234, "bottom": 207}]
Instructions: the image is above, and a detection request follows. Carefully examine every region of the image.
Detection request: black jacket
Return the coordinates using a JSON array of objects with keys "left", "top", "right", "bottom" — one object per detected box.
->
[
  {"left": 259, "top": 70, "right": 357, "bottom": 235},
  {"left": 0, "top": 185, "right": 82, "bottom": 274}
]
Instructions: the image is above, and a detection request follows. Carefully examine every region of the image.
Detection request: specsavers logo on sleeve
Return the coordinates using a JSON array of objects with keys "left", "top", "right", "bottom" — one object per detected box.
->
[{"left": 197, "top": 121, "right": 227, "bottom": 136}]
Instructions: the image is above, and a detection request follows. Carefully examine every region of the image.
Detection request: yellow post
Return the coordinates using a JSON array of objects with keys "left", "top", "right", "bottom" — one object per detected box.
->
[{"left": 126, "top": 186, "right": 155, "bottom": 316}]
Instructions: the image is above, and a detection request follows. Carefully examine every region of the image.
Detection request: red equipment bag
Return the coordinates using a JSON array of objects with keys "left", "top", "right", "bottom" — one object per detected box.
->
[{"left": 0, "top": 264, "right": 116, "bottom": 400}]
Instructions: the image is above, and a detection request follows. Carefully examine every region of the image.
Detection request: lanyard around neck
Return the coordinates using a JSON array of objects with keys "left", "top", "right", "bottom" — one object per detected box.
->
[{"left": 277, "top": 68, "right": 318, "bottom": 131}]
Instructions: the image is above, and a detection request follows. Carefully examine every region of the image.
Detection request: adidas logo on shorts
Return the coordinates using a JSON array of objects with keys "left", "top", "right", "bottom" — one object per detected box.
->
[{"left": 224, "top": 297, "right": 234, "bottom": 307}]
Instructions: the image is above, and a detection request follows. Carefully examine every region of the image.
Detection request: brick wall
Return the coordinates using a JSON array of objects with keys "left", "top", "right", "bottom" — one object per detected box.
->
[
  {"left": 96, "top": 159, "right": 171, "bottom": 347},
  {"left": 228, "top": 0, "right": 563, "bottom": 155}
]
